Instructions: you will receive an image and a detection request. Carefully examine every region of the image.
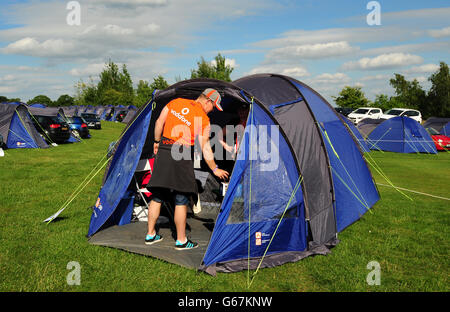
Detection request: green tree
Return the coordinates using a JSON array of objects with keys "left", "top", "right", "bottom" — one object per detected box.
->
[
  {"left": 96, "top": 60, "right": 134, "bottom": 106},
  {"left": 134, "top": 80, "right": 153, "bottom": 107},
  {"left": 118, "top": 64, "right": 134, "bottom": 106},
  {"left": 134, "top": 75, "right": 169, "bottom": 107},
  {"left": 150, "top": 74, "right": 169, "bottom": 91},
  {"left": 426, "top": 61, "right": 450, "bottom": 118},
  {"left": 74, "top": 78, "right": 98, "bottom": 106},
  {"left": 389, "top": 74, "right": 426, "bottom": 110},
  {"left": 190, "top": 53, "right": 234, "bottom": 82},
  {"left": 333, "top": 86, "right": 370, "bottom": 109},
  {"left": 102, "top": 89, "right": 123, "bottom": 106},
  {"left": 28, "top": 95, "right": 53, "bottom": 106},
  {"left": 55, "top": 94, "right": 75, "bottom": 107}
]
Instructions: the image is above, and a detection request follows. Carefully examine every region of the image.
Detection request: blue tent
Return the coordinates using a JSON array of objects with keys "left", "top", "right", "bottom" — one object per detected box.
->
[
  {"left": 341, "top": 115, "right": 371, "bottom": 153},
  {"left": 367, "top": 116, "right": 437, "bottom": 154},
  {"left": 87, "top": 75, "right": 379, "bottom": 275},
  {"left": 0, "top": 103, "right": 49, "bottom": 149}
]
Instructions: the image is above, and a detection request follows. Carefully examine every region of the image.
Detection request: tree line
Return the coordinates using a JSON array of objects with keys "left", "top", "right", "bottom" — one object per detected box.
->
[
  {"left": 2, "top": 56, "right": 448, "bottom": 119},
  {"left": 0, "top": 53, "right": 233, "bottom": 109},
  {"left": 333, "top": 62, "right": 450, "bottom": 119}
]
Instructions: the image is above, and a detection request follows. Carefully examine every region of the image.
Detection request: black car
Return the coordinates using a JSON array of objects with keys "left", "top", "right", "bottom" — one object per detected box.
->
[
  {"left": 32, "top": 115, "right": 71, "bottom": 144},
  {"left": 335, "top": 107, "right": 354, "bottom": 117},
  {"left": 80, "top": 113, "right": 101, "bottom": 129}
]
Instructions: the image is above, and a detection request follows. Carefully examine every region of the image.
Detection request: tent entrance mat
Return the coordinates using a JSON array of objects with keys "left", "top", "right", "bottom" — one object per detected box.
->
[{"left": 88, "top": 216, "right": 214, "bottom": 270}]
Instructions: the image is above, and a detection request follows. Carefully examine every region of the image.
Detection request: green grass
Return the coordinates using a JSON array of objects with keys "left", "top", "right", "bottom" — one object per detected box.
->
[{"left": 0, "top": 121, "right": 449, "bottom": 292}]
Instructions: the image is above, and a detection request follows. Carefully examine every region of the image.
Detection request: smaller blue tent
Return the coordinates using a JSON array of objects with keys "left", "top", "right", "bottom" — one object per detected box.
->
[
  {"left": 367, "top": 116, "right": 437, "bottom": 154},
  {"left": 0, "top": 103, "right": 49, "bottom": 149}
]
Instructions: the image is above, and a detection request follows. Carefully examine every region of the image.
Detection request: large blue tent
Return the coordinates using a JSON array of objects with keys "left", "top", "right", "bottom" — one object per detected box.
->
[{"left": 87, "top": 75, "right": 380, "bottom": 275}]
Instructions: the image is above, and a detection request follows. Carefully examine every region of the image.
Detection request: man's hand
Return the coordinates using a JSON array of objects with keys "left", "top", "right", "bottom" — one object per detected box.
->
[
  {"left": 213, "top": 168, "right": 229, "bottom": 180},
  {"left": 153, "top": 142, "right": 159, "bottom": 155}
]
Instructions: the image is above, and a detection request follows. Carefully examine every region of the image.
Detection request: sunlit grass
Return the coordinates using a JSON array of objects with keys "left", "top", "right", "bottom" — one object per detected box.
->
[{"left": 0, "top": 122, "right": 448, "bottom": 291}]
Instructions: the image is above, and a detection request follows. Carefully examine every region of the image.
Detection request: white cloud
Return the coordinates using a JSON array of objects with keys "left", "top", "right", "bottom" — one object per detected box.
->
[
  {"left": 428, "top": 26, "right": 450, "bottom": 38},
  {"left": 341, "top": 53, "right": 424, "bottom": 71},
  {"left": 360, "top": 74, "right": 391, "bottom": 82},
  {"left": 247, "top": 64, "right": 310, "bottom": 78},
  {"left": 311, "top": 73, "right": 351, "bottom": 84},
  {"left": 267, "top": 41, "right": 358, "bottom": 60},
  {"left": 69, "top": 63, "right": 110, "bottom": 77},
  {"left": 404, "top": 64, "right": 440, "bottom": 74},
  {"left": 2, "top": 37, "right": 77, "bottom": 58}
]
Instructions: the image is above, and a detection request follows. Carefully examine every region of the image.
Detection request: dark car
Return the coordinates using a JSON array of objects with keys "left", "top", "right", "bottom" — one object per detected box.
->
[
  {"left": 32, "top": 115, "right": 71, "bottom": 144},
  {"left": 335, "top": 107, "right": 354, "bottom": 117},
  {"left": 116, "top": 110, "right": 128, "bottom": 122},
  {"left": 65, "top": 116, "right": 90, "bottom": 139},
  {"left": 80, "top": 113, "right": 101, "bottom": 129}
]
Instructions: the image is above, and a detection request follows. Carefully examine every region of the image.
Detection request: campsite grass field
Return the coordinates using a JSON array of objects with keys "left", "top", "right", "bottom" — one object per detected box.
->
[{"left": 0, "top": 121, "right": 448, "bottom": 292}]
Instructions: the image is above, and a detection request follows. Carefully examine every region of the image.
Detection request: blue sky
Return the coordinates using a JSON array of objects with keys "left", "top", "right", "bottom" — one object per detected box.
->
[{"left": 0, "top": 0, "right": 449, "bottom": 104}]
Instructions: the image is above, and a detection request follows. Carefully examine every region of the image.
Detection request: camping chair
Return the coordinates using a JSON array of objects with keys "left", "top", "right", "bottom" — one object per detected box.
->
[{"left": 132, "top": 158, "right": 175, "bottom": 223}]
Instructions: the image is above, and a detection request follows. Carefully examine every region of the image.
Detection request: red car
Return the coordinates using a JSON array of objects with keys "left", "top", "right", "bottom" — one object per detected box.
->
[{"left": 426, "top": 127, "right": 450, "bottom": 151}]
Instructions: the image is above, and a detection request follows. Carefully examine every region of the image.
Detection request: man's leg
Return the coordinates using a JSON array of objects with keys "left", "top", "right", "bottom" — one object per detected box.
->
[
  {"left": 173, "top": 193, "right": 198, "bottom": 249},
  {"left": 147, "top": 199, "right": 162, "bottom": 236},
  {"left": 174, "top": 204, "right": 188, "bottom": 242}
]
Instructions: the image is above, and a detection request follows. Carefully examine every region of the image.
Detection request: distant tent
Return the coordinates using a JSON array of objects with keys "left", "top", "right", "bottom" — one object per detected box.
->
[
  {"left": 112, "top": 105, "right": 126, "bottom": 121},
  {"left": 121, "top": 107, "right": 138, "bottom": 124},
  {"left": 59, "top": 106, "right": 79, "bottom": 117},
  {"left": 341, "top": 116, "right": 370, "bottom": 152},
  {"left": 0, "top": 103, "right": 48, "bottom": 149},
  {"left": 357, "top": 118, "right": 386, "bottom": 139},
  {"left": 87, "top": 75, "right": 379, "bottom": 275},
  {"left": 423, "top": 117, "right": 450, "bottom": 136},
  {"left": 27, "top": 105, "right": 80, "bottom": 143},
  {"left": 367, "top": 116, "right": 437, "bottom": 154},
  {"left": 30, "top": 103, "right": 47, "bottom": 108}
]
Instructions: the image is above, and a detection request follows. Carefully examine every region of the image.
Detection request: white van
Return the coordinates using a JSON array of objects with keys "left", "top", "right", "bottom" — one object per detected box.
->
[
  {"left": 380, "top": 108, "right": 422, "bottom": 123},
  {"left": 348, "top": 107, "right": 383, "bottom": 124}
]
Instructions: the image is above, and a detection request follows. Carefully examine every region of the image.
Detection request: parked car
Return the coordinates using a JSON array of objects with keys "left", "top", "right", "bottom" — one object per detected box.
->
[
  {"left": 425, "top": 127, "right": 450, "bottom": 151},
  {"left": 31, "top": 115, "right": 71, "bottom": 143},
  {"left": 335, "top": 107, "right": 354, "bottom": 117},
  {"left": 348, "top": 107, "right": 383, "bottom": 124},
  {"left": 80, "top": 113, "right": 101, "bottom": 129},
  {"left": 380, "top": 108, "right": 422, "bottom": 123},
  {"left": 116, "top": 110, "right": 128, "bottom": 122},
  {"left": 65, "top": 116, "right": 90, "bottom": 139}
]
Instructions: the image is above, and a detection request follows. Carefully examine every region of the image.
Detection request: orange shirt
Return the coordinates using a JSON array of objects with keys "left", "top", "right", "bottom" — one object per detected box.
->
[{"left": 162, "top": 98, "right": 210, "bottom": 146}]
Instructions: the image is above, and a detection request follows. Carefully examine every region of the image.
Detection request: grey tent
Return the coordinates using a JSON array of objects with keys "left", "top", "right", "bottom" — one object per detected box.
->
[
  {"left": 423, "top": 117, "right": 450, "bottom": 136},
  {"left": 357, "top": 118, "right": 387, "bottom": 138},
  {"left": 0, "top": 103, "right": 48, "bottom": 149}
]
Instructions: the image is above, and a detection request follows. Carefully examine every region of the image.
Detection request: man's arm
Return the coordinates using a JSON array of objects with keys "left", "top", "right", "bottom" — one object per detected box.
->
[
  {"left": 198, "top": 125, "right": 229, "bottom": 180},
  {"left": 153, "top": 106, "right": 169, "bottom": 155}
]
